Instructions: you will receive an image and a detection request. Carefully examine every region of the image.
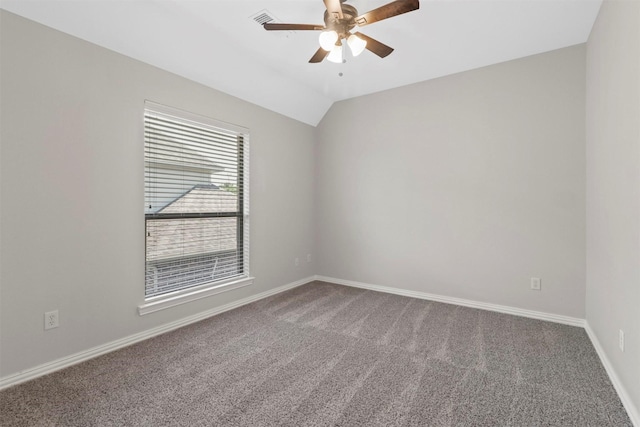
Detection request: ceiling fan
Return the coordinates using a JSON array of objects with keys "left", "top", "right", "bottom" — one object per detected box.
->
[{"left": 263, "top": 0, "right": 419, "bottom": 63}]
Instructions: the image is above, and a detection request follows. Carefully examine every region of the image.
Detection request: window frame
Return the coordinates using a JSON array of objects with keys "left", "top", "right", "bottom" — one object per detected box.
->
[{"left": 138, "top": 102, "right": 252, "bottom": 315}]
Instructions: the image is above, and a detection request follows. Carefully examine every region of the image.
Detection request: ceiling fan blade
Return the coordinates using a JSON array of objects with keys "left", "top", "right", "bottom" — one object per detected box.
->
[
  {"left": 309, "top": 47, "right": 329, "bottom": 63},
  {"left": 263, "top": 23, "right": 325, "bottom": 31},
  {"left": 354, "top": 0, "right": 419, "bottom": 27},
  {"left": 354, "top": 32, "right": 394, "bottom": 58},
  {"left": 323, "top": 0, "right": 344, "bottom": 20}
]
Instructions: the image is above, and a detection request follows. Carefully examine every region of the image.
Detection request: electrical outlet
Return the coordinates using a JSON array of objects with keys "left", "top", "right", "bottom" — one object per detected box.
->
[
  {"left": 619, "top": 330, "right": 625, "bottom": 352},
  {"left": 307, "top": 254, "right": 312, "bottom": 263},
  {"left": 530, "top": 277, "right": 541, "bottom": 290},
  {"left": 44, "top": 310, "right": 59, "bottom": 330},
  {"left": 294, "top": 257, "right": 300, "bottom": 266}
]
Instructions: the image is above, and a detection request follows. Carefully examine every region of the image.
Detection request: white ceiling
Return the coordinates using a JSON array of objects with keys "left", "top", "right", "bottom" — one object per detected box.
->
[{"left": 1, "top": 0, "right": 602, "bottom": 126}]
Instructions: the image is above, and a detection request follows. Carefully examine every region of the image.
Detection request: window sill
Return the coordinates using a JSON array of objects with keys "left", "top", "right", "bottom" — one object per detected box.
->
[{"left": 138, "top": 276, "right": 254, "bottom": 316}]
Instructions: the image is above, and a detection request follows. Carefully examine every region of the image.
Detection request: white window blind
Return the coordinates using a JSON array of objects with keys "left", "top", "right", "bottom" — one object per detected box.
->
[{"left": 144, "top": 102, "right": 249, "bottom": 299}]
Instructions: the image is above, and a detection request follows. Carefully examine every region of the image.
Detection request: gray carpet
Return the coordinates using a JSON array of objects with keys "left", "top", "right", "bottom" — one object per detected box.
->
[{"left": 0, "top": 281, "right": 632, "bottom": 426}]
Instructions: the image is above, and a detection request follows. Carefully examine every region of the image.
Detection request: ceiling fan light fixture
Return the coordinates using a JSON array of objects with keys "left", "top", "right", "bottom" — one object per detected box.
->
[
  {"left": 347, "top": 34, "right": 367, "bottom": 57},
  {"left": 326, "top": 44, "right": 343, "bottom": 63},
  {"left": 318, "top": 30, "right": 339, "bottom": 51},
  {"left": 264, "top": 0, "right": 420, "bottom": 63}
]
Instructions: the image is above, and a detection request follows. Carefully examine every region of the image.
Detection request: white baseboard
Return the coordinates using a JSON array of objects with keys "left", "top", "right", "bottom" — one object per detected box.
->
[
  {"left": 3, "top": 275, "right": 636, "bottom": 426},
  {"left": 585, "top": 322, "right": 639, "bottom": 427},
  {"left": 0, "top": 276, "right": 315, "bottom": 391},
  {"left": 314, "top": 275, "right": 585, "bottom": 327}
]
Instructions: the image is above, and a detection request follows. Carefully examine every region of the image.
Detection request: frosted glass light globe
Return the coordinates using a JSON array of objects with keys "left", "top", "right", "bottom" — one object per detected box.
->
[
  {"left": 347, "top": 34, "right": 367, "bottom": 57},
  {"left": 326, "top": 44, "right": 343, "bottom": 63},
  {"left": 319, "top": 31, "right": 339, "bottom": 51}
]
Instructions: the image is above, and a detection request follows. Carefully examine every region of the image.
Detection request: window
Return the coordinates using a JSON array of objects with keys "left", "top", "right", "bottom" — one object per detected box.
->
[{"left": 141, "top": 102, "right": 250, "bottom": 313}]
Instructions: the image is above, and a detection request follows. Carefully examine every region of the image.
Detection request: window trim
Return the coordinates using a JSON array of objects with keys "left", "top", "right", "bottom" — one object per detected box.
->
[
  {"left": 140, "top": 101, "right": 252, "bottom": 314},
  {"left": 138, "top": 276, "right": 254, "bottom": 315}
]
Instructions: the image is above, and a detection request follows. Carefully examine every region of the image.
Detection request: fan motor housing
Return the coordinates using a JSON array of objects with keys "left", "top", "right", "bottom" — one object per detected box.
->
[{"left": 324, "top": 4, "right": 358, "bottom": 39}]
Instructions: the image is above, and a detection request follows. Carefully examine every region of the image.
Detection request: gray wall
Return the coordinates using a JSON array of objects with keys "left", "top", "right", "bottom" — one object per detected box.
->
[
  {"left": 316, "top": 45, "right": 587, "bottom": 318},
  {"left": 586, "top": 0, "right": 640, "bottom": 414},
  {"left": 0, "top": 11, "right": 316, "bottom": 377}
]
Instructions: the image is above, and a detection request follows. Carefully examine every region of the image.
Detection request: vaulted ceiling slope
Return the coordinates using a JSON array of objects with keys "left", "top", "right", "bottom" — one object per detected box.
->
[{"left": 1, "top": 0, "right": 602, "bottom": 126}]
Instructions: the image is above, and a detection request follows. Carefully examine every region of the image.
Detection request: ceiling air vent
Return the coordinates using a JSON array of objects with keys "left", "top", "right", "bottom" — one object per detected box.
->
[
  {"left": 252, "top": 10, "right": 275, "bottom": 26},
  {"left": 251, "top": 9, "right": 293, "bottom": 38}
]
